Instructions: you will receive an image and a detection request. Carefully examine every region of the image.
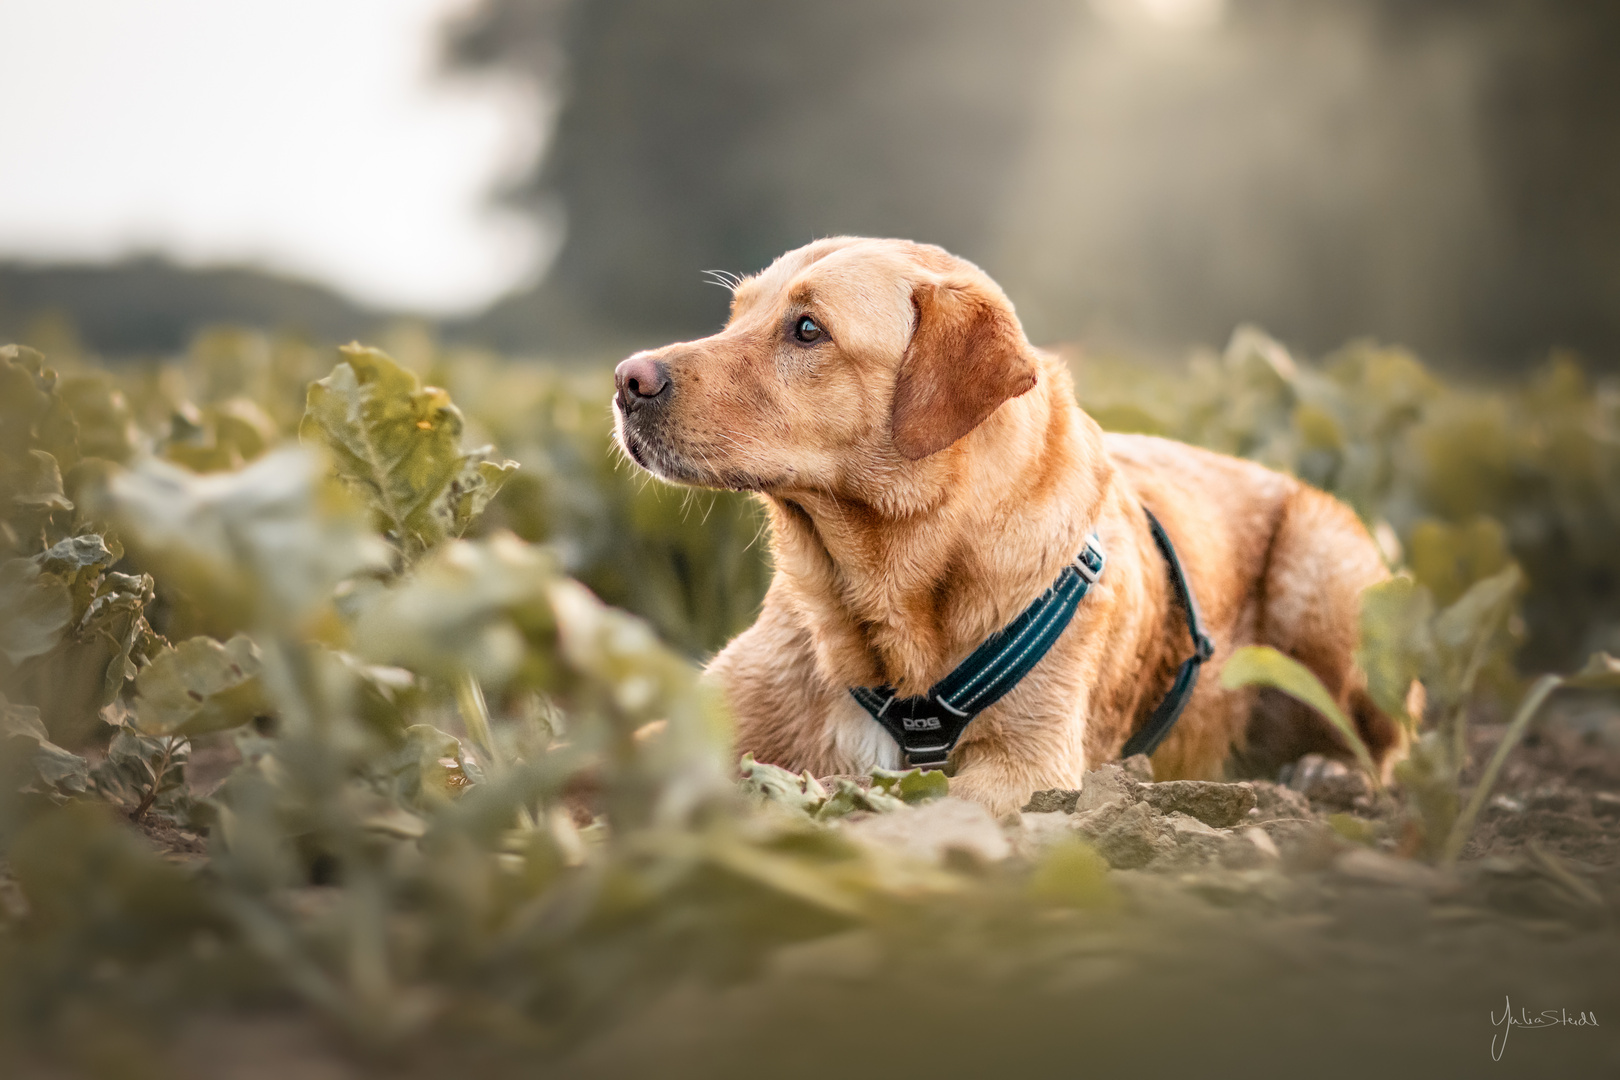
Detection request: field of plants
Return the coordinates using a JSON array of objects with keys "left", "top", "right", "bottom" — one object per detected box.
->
[{"left": 2, "top": 325, "right": 1618, "bottom": 1077}]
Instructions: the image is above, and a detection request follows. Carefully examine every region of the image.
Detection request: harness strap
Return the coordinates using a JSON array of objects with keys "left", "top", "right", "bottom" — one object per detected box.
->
[
  {"left": 1119, "top": 509, "right": 1215, "bottom": 759},
  {"left": 850, "top": 536, "right": 1105, "bottom": 768},
  {"left": 848, "top": 508, "right": 1215, "bottom": 770}
]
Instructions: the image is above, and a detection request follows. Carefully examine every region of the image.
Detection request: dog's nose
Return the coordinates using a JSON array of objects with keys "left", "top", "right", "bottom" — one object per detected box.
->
[{"left": 615, "top": 355, "right": 669, "bottom": 410}]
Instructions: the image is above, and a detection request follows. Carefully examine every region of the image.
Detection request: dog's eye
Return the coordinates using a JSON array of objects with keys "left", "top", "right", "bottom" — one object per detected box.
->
[{"left": 793, "top": 315, "right": 824, "bottom": 343}]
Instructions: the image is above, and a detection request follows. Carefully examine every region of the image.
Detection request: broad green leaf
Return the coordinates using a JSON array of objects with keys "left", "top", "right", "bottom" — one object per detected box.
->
[
  {"left": 38, "top": 533, "right": 117, "bottom": 577},
  {"left": 0, "top": 344, "right": 79, "bottom": 468},
  {"left": 814, "top": 778, "right": 905, "bottom": 820},
  {"left": 1428, "top": 564, "right": 1522, "bottom": 712},
  {"left": 0, "top": 695, "right": 89, "bottom": 800},
  {"left": 102, "top": 447, "right": 391, "bottom": 632},
  {"left": 384, "top": 723, "right": 477, "bottom": 808},
  {"left": 738, "top": 753, "right": 827, "bottom": 815},
  {"left": 451, "top": 456, "right": 520, "bottom": 537},
  {"left": 11, "top": 449, "right": 73, "bottom": 512},
  {"left": 57, "top": 374, "right": 138, "bottom": 464},
  {"left": 1356, "top": 576, "right": 1433, "bottom": 727},
  {"left": 350, "top": 532, "right": 558, "bottom": 689},
  {"left": 1220, "top": 644, "right": 1382, "bottom": 787},
  {"left": 0, "top": 557, "right": 73, "bottom": 664},
  {"left": 1432, "top": 564, "right": 1521, "bottom": 661},
  {"left": 300, "top": 344, "right": 517, "bottom": 554},
  {"left": 164, "top": 397, "right": 280, "bottom": 473},
  {"left": 133, "top": 634, "right": 266, "bottom": 736},
  {"left": 870, "top": 765, "right": 949, "bottom": 804}
]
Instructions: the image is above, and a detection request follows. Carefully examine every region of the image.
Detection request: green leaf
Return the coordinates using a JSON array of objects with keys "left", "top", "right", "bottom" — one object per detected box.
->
[
  {"left": 870, "top": 766, "right": 949, "bottom": 804},
  {"left": 38, "top": 533, "right": 118, "bottom": 577},
  {"left": 0, "top": 557, "right": 73, "bottom": 664},
  {"left": 133, "top": 634, "right": 266, "bottom": 736},
  {"left": 1356, "top": 576, "right": 1433, "bottom": 727},
  {"left": 1565, "top": 651, "right": 1620, "bottom": 690},
  {"left": 814, "top": 778, "right": 905, "bottom": 820},
  {"left": 299, "top": 345, "right": 518, "bottom": 554},
  {"left": 1431, "top": 564, "right": 1521, "bottom": 663},
  {"left": 88, "top": 728, "right": 193, "bottom": 824},
  {"left": 738, "top": 753, "right": 827, "bottom": 815},
  {"left": 349, "top": 532, "right": 558, "bottom": 689},
  {"left": 1220, "top": 644, "right": 1382, "bottom": 789},
  {"left": 1, "top": 695, "right": 89, "bottom": 800},
  {"left": 11, "top": 449, "right": 73, "bottom": 512},
  {"left": 101, "top": 447, "right": 391, "bottom": 632},
  {"left": 0, "top": 344, "right": 79, "bottom": 468},
  {"left": 451, "top": 456, "right": 520, "bottom": 538}
]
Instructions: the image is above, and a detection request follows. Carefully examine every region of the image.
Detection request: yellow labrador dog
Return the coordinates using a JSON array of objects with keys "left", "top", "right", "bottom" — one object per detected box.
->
[{"left": 613, "top": 237, "right": 1403, "bottom": 815}]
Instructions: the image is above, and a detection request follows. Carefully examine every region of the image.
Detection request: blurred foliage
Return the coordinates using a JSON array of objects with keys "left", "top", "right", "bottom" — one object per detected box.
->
[
  {"left": 1078, "top": 327, "right": 1620, "bottom": 669},
  {"left": 0, "top": 334, "right": 959, "bottom": 1069},
  {"left": 0, "top": 325, "right": 1617, "bottom": 1072}
]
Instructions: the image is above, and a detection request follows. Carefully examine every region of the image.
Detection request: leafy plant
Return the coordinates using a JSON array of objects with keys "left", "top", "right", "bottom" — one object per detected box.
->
[{"left": 2, "top": 323, "right": 1617, "bottom": 1071}]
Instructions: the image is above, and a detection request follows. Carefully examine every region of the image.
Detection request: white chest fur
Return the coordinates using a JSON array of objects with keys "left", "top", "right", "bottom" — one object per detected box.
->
[{"left": 826, "top": 691, "right": 903, "bottom": 772}]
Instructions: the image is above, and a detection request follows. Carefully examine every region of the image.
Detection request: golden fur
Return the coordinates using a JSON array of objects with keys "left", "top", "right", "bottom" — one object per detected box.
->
[{"left": 613, "top": 237, "right": 1405, "bottom": 815}]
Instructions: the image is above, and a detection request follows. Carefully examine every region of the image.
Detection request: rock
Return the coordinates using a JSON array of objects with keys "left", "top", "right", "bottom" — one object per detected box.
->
[
  {"left": 1487, "top": 793, "right": 1525, "bottom": 815},
  {"left": 1220, "top": 826, "right": 1282, "bottom": 870},
  {"left": 1254, "top": 817, "right": 1342, "bottom": 870},
  {"left": 1162, "top": 812, "right": 1229, "bottom": 865},
  {"left": 841, "top": 796, "right": 1012, "bottom": 865},
  {"left": 1070, "top": 800, "right": 1129, "bottom": 839},
  {"left": 1011, "top": 811, "right": 1079, "bottom": 857},
  {"left": 1593, "top": 791, "right": 1620, "bottom": 819},
  {"left": 1282, "top": 754, "right": 1371, "bottom": 812},
  {"left": 1247, "top": 780, "right": 1313, "bottom": 821},
  {"left": 1120, "top": 754, "right": 1155, "bottom": 782},
  {"left": 1022, "top": 788, "right": 1080, "bottom": 814},
  {"left": 1074, "top": 763, "right": 1141, "bottom": 814},
  {"left": 1090, "top": 801, "right": 1172, "bottom": 869},
  {"left": 1139, "top": 780, "right": 1258, "bottom": 828}
]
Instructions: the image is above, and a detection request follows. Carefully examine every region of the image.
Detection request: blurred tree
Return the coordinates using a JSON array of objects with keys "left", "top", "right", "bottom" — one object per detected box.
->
[
  {"left": 449, "top": 0, "right": 1620, "bottom": 371},
  {"left": 447, "top": 0, "right": 1075, "bottom": 352}
]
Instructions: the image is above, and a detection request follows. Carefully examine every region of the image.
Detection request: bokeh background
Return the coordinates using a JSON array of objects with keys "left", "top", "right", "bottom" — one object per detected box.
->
[
  {"left": 4, "top": 7, "right": 1620, "bottom": 1074},
  {"left": 5, "top": 0, "right": 1620, "bottom": 371}
]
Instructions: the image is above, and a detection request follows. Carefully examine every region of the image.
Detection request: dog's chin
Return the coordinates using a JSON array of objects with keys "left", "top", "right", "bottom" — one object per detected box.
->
[{"left": 617, "top": 427, "right": 762, "bottom": 492}]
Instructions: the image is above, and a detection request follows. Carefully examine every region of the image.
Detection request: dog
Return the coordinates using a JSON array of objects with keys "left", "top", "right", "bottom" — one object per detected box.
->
[{"left": 612, "top": 237, "right": 1405, "bottom": 815}]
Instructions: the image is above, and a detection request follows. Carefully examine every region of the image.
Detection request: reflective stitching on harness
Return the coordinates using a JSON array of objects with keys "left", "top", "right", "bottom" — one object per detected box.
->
[{"left": 849, "top": 535, "right": 1106, "bottom": 767}]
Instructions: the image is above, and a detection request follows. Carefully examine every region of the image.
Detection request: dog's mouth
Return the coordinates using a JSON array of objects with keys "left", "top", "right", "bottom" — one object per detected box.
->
[{"left": 616, "top": 419, "right": 766, "bottom": 493}]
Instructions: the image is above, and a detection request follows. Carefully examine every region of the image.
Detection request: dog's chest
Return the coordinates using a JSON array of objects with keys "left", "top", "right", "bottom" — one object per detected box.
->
[{"left": 826, "top": 692, "right": 902, "bottom": 773}]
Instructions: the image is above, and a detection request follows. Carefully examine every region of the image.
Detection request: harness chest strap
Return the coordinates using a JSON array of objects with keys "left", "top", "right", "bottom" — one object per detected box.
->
[{"left": 849, "top": 509, "right": 1213, "bottom": 769}]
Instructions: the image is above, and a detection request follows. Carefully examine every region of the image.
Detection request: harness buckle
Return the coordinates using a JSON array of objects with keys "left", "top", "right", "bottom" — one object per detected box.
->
[
  {"left": 1075, "top": 535, "right": 1105, "bottom": 584},
  {"left": 1194, "top": 633, "right": 1216, "bottom": 662},
  {"left": 903, "top": 745, "right": 952, "bottom": 768}
]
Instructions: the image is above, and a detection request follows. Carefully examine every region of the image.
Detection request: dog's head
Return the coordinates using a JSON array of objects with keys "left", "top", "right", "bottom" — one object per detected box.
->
[{"left": 612, "top": 237, "right": 1040, "bottom": 500}]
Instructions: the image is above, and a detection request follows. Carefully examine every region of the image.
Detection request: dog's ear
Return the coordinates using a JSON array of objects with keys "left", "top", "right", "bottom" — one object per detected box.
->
[{"left": 890, "top": 278, "right": 1039, "bottom": 460}]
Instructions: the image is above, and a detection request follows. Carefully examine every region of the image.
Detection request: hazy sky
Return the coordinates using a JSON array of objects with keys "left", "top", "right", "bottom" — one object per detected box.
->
[{"left": 0, "top": 0, "right": 545, "bottom": 314}]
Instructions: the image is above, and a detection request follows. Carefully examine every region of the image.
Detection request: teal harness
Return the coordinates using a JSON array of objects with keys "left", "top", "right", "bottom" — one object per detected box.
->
[{"left": 850, "top": 509, "right": 1212, "bottom": 769}]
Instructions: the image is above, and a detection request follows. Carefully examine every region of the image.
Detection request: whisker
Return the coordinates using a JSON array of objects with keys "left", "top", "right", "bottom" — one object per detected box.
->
[{"left": 701, "top": 269, "right": 742, "bottom": 294}]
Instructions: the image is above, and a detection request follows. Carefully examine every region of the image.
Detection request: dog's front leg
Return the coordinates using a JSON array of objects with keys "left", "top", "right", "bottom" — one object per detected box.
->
[{"left": 946, "top": 716, "right": 1088, "bottom": 819}]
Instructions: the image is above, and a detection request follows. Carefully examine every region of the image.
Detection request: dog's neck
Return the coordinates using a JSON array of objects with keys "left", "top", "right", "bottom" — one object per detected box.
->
[{"left": 763, "top": 362, "right": 1112, "bottom": 697}]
